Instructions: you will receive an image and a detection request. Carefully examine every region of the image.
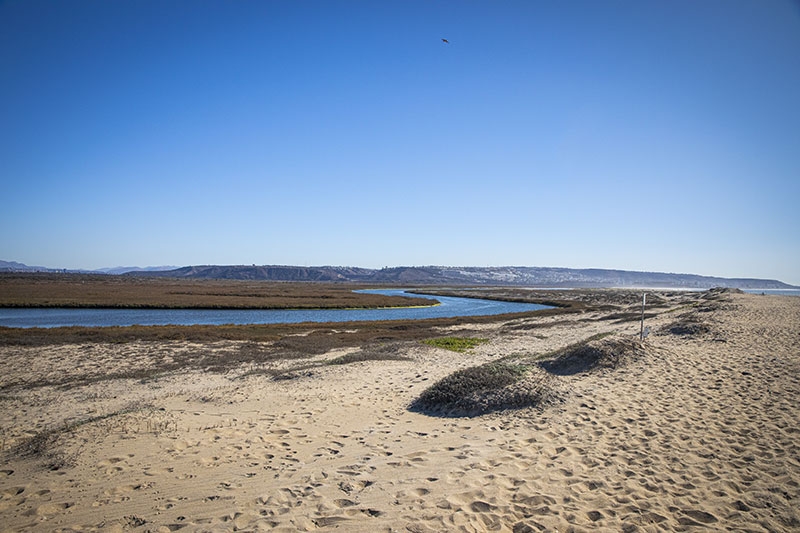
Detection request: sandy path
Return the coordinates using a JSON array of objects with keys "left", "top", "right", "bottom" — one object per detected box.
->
[{"left": 1, "top": 292, "right": 798, "bottom": 532}]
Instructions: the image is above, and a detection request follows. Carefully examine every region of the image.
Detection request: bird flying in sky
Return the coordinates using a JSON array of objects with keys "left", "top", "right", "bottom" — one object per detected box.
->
[{"left": 441, "top": 38, "right": 449, "bottom": 44}]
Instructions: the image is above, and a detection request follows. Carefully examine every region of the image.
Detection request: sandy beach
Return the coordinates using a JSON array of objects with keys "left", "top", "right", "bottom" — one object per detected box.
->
[{"left": 1, "top": 290, "right": 798, "bottom": 532}]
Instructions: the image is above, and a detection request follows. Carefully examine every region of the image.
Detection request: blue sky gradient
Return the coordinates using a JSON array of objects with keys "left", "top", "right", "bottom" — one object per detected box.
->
[{"left": 2, "top": 1, "right": 799, "bottom": 284}]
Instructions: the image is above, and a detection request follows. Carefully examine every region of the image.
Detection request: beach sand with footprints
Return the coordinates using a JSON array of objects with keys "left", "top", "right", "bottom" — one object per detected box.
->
[{"left": 1, "top": 290, "right": 798, "bottom": 532}]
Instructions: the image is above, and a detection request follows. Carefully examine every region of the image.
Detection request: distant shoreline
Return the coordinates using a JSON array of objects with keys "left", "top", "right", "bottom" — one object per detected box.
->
[{"left": 2, "top": 265, "right": 796, "bottom": 290}]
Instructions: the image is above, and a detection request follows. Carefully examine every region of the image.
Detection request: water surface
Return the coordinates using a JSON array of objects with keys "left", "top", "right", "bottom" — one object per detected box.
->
[{"left": 0, "top": 289, "right": 551, "bottom": 328}]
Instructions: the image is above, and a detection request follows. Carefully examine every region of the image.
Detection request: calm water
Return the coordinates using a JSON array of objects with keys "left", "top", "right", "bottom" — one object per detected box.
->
[
  {"left": 742, "top": 289, "right": 800, "bottom": 297},
  {"left": 0, "top": 290, "right": 551, "bottom": 328}
]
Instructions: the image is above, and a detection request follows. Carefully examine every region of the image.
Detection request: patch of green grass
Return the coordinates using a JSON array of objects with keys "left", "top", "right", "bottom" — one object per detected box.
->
[{"left": 422, "top": 337, "right": 488, "bottom": 353}]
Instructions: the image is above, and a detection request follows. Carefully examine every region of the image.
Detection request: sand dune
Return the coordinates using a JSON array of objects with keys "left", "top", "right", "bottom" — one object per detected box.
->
[{"left": 1, "top": 291, "right": 798, "bottom": 532}]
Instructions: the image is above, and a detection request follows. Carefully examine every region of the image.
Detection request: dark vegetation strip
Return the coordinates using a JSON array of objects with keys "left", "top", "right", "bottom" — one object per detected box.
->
[
  {"left": 327, "top": 351, "right": 413, "bottom": 365},
  {"left": 411, "top": 287, "right": 687, "bottom": 309},
  {"left": 0, "top": 305, "right": 579, "bottom": 347},
  {"left": 407, "top": 288, "right": 573, "bottom": 309},
  {"left": 0, "top": 273, "right": 436, "bottom": 309}
]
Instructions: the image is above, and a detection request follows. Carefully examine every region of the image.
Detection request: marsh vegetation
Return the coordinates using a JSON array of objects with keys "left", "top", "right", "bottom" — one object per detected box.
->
[{"left": 0, "top": 273, "right": 436, "bottom": 309}]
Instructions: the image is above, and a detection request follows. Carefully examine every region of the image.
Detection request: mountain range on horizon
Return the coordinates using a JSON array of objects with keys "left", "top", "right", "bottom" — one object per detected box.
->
[
  {"left": 1, "top": 260, "right": 796, "bottom": 290},
  {"left": 0, "top": 261, "right": 178, "bottom": 275}
]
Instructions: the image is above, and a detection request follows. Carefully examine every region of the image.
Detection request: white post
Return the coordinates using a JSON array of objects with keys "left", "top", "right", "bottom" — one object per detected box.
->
[{"left": 640, "top": 292, "right": 647, "bottom": 341}]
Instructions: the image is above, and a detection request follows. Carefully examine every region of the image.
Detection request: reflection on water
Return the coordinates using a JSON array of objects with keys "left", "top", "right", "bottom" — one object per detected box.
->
[{"left": 0, "top": 289, "right": 551, "bottom": 328}]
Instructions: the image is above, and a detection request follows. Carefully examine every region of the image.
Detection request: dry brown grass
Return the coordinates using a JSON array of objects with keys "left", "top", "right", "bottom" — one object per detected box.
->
[
  {"left": 0, "top": 273, "right": 436, "bottom": 309},
  {"left": 0, "top": 311, "right": 557, "bottom": 348},
  {"left": 409, "top": 362, "right": 557, "bottom": 417}
]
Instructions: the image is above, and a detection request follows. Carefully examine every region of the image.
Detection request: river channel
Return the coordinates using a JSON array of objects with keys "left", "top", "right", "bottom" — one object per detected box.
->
[{"left": 0, "top": 289, "right": 551, "bottom": 328}]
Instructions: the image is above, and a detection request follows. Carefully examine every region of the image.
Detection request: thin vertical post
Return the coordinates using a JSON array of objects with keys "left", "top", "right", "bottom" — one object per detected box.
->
[{"left": 640, "top": 292, "right": 647, "bottom": 341}]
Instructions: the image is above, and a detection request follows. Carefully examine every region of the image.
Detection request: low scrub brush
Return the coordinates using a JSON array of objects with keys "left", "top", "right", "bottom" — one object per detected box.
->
[{"left": 410, "top": 362, "right": 553, "bottom": 416}]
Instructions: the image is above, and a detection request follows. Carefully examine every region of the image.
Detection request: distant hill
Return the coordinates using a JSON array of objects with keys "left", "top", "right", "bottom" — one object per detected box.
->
[
  {"left": 133, "top": 264, "right": 376, "bottom": 282},
  {"left": 0, "top": 260, "right": 56, "bottom": 272},
  {"left": 3, "top": 260, "right": 795, "bottom": 289},
  {"left": 94, "top": 266, "right": 179, "bottom": 275},
  {"left": 0, "top": 261, "right": 176, "bottom": 275},
  {"left": 127, "top": 264, "right": 797, "bottom": 290}
]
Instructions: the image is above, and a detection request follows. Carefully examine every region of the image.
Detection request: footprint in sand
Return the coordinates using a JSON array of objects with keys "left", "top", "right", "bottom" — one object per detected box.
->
[
  {"left": 198, "top": 456, "right": 221, "bottom": 467},
  {"left": 679, "top": 509, "right": 719, "bottom": 525},
  {"left": 405, "top": 451, "right": 428, "bottom": 463},
  {"left": 334, "top": 498, "right": 357, "bottom": 508},
  {"left": 143, "top": 466, "right": 173, "bottom": 477},
  {"left": 97, "top": 455, "right": 134, "bottom": 475},
  {"left": 338, "top": 479, "right": 374, "bottom": 494},
  {"left": 36, "top": 501, "right": 72, "bottom": 516},
  {"left": 219, "top": 480, "right": 243, "bottom": 490},
  {"left": 166, "top": 439, "right": 193, "bottom": 453},
  {"left": 469, "top": 500, "right": 496, "bottom": 513},
  {"left": 1, "top": 486, "right": 25, "bottom": 499}
]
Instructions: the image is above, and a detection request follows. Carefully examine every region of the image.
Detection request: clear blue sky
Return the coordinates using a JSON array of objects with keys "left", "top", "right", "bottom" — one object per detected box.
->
[{"left": 2, "top": 1, "right": 799, "bottom": 284}]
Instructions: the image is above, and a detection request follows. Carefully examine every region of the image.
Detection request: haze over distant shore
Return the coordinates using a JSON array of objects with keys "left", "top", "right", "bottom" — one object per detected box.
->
[{"left": 1, "top": 261, "right": 796, "bottom": 290}]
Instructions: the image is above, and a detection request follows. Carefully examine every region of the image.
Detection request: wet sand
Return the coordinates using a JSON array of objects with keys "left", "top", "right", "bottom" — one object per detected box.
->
[{"left": 1, "top": 291, "right": 798, "bottom": 532}]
